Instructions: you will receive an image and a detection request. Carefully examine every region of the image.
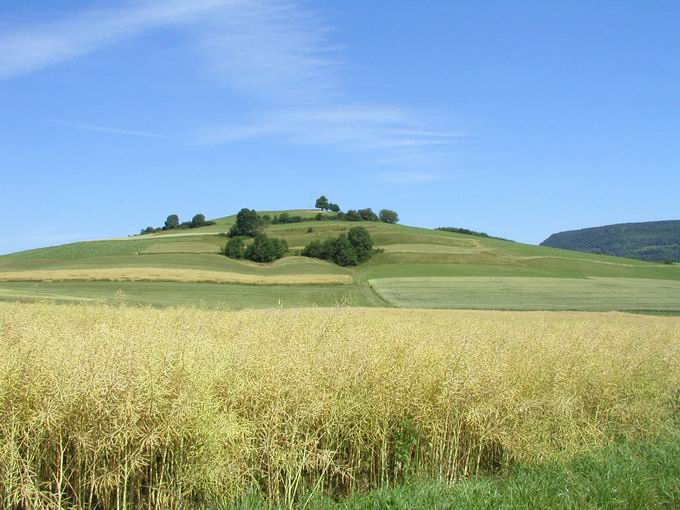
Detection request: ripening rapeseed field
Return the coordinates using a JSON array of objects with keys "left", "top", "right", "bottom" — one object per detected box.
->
[{"left": 1, "top": 303, "right": 679, "bottom": 508}]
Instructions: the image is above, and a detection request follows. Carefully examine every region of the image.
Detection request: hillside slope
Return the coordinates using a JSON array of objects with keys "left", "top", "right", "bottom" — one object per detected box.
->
[
  {"left": 541, "top": 220, "right": 680, "bottom": 262},
  {"left": 1, "top": 210, "right": 679, "bottom": 312}
]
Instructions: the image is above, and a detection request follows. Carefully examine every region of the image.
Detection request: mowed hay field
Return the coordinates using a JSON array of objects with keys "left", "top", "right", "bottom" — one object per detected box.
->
[
  {"left": 0, "top": 281, "right": 378, "bottom": 308},
  {"left": 1, "top": 302, "right": 679, "bottom": 508},
  {"left": 370, "top": 276, "right": 680, "bottom": 311}
]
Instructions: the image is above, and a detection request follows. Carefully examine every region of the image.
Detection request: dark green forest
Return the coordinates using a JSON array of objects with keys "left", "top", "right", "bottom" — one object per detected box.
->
[{"left": 541, "top": 220, "right": 680, "bottom": 263}]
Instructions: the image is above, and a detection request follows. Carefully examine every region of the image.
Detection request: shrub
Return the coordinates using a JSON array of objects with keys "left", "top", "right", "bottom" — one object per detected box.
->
[
  {"left": 244, "top": 234, "right": 288, "bottom": 263},
  {"left": 224, "top": 237, "right": 245, "bottom": 259},
  {"left": 379, "top": 209, "right": 399, "bottom": 224},
  {"left": 301, "top": 240, "right": 327, "bottom": 259}
]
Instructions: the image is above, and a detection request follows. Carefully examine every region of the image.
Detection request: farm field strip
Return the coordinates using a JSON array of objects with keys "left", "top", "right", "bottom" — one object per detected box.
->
[
  {"left": 0, "top": 267, "right": 353, "bottom": 285},
  {"left": 140, "top": 241, "right": 221, "bottom": 254},
  {"left": 370, "top": 276, "right": 680, "bottom": 311},
  {"left": 0, "top": 281, "right": 375, "bottom": 308},
  {"left": 379, "top": 243, "right": 490, "bottom": 254}
]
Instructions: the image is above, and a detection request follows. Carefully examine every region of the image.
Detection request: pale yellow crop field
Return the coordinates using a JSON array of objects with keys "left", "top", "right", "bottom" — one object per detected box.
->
[
  {"left": 1, "top": 303, "right": 679, "bottom": 508},
  {"left": 0, "top": 268, "right": 353, "bottom": 286}
]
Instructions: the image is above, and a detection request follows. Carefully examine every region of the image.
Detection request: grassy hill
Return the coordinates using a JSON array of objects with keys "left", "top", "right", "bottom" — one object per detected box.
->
[
  {"left": 1, "top": 210, "right": 679, "bottom": 312},
  {"left": 541, "top": 220, "right": 680, "bottom": 262}
]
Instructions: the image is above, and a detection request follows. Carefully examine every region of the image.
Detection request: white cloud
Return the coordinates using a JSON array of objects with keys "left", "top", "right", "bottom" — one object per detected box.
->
[
  {"left": 1, "top": 0, "right": 465, "bottom": 168},
  {"left": 0, "top": 0, "right": 232, "bottom": 80},
  {"left": 193, "top": 0, "right": 340, "bottom": 101}
]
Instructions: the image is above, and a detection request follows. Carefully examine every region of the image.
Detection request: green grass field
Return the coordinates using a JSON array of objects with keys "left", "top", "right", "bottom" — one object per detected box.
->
[
  {"left": 227, "top": 433, "right": 680, "bottom": 509},
  {"left": 0, "top": 281, "right": 383, "bottom": 308},
  {"left": 1, "top": 210, "right": 678, "bottom": 311},
  {"left": 370, "top": 276, "right": 680, "bottom": 311}
]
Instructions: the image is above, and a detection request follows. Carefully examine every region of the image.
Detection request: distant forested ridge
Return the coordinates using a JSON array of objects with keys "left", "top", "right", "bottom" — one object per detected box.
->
[{"left": 541, "top": 220, "right": 680, "bottom": 262}]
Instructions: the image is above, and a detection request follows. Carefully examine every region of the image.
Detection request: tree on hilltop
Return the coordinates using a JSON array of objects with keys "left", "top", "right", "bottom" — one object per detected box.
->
[
  {"left": 329, "top": 203, "right": 341, "bottom": 212},
  {"left": 344, "top": 210, "right": 361, "bottom": 221},
  {"left": 164, "top": 214, "right": 180, "bottom": 230},
  {"left": 191, "top": 213, "right": 206, "bottom": 228},
  {"left": 379, "top": 209, "right": 399, "bottom": 224},
  {"left": 358, "top": 208, "right": 379, "bottom": 221},
  {"left": 315, "top": 196, "right": 330, "bottom": 211}
]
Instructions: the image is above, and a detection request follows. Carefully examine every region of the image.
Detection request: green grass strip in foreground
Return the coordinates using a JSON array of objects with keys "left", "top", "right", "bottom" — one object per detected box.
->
[{"left": 229, "top": 433, "right": 680, "bottom": 509}]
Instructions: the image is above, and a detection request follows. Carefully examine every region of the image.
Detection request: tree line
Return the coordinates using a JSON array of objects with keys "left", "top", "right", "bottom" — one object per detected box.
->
[
  {"left": 314, "top": 196, "right": 399, "bottom": 224},
  {"left": 435, "top": 226, "right": 512, "bottom": 242},
  {"left": 139, "top": 213, "right": 215, "bottom": 235}
]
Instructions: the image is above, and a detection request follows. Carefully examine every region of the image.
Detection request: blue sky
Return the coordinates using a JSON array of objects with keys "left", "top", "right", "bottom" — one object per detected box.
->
[{"left": 1, "top": 0, "right": 678, "bottom": 254}]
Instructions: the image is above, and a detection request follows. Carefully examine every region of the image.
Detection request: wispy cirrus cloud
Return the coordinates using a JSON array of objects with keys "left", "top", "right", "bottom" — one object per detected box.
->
[
  {"left": 53, "top": 121, "right": 175, "bottom": 140},
  {"left": 1, "top": 0, "right": 466, "bottom": 175},
  {"left": 372, "top": 171, "right": 444, "bottom": 184},
  {"left": 194, "top": 106, "right": 465, "bottom": 152},
  {"left": 0, "top": 0, "right": 338, "bottom": 100},
  {"left": 193, "top": 0, "right": 340, "bottom": 101},
  {"left": 0, "top": 0, "right": 232, "bottom": 81}
]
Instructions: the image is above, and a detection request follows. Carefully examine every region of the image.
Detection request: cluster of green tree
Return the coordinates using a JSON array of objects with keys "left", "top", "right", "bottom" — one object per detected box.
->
[
  {"left": 541, "top": 220, "right": 680, "bottom": 263},
  {"left": 271, "top": 212, "right": 340, "bottom": 224},
  {"left": 227, "top": 208, "right": 262, "bottom": 237},
  {"left": 228, "top": 205, "right": 399, "bottom": 234},
  {"left": 336, "top": 208, "right": 399, "bottom": 224},
  {"left": 301, "top": 226, "right": 375, "bottom": 266},
  {"left": 314, "top": 195, "right": 341, "bottom": 212},
  {"left": 435, "top": 226, "right": 511, "bottom": 241},
  {"left": 140, "top": 213, "right": 215, "bottom": 235},
  {"left": 314, "top": 194, "right": 398, "bottom": 224},
  {"left": 224, "top": 209, "right": 289, "bottom": 262},
  {"left": 224, "top": 234, "right": 288, "bottom": 263}
]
